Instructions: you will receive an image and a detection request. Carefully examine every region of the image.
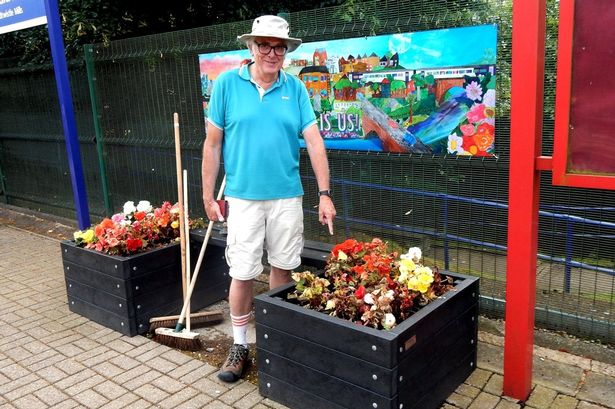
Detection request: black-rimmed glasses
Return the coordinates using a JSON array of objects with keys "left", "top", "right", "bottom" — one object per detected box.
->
[{"left": 255, "top": 42, "right": 287, "bottom": 56}]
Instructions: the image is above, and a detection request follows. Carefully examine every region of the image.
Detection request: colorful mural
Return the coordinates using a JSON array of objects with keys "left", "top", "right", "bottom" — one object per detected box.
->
[{"left": 199, "top": 24, "right": 497, "bottom": 156}]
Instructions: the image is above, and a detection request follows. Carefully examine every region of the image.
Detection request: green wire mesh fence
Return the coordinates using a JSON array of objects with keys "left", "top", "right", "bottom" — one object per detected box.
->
[{"left": 0, "top": 0, "right": 613, "bottom": 343}]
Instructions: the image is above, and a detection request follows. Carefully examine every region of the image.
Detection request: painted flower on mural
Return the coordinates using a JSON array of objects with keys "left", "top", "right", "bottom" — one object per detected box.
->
[
  {"left": 447, "top": 74, "right": 496, "bottom": 156},
  {"left": 447, "top": 133, "right": 466, "bottom": 155},
  {"left": 473, "top": 123, "right": 495, "bottom": 152},
  {"left": 289, "top": 238, "right": 454, "bottom": 330},
  {"left": 465, "top": 81, "right": 483, "bottom": 101},
  {"left": 73, "top": 201, "right": 182, "bottom": 256},
  {"left": 466, "top": 103, "right": 487, "bottom": 124}
]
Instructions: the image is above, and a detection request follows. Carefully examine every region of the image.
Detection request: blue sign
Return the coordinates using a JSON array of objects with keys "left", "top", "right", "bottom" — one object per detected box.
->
[{"left": 0, "top": 0, "right": 46, "bottom": 34}]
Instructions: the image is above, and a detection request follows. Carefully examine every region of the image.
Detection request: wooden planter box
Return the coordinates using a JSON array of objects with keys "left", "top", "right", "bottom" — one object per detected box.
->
[
  {"left": 61, "top": 229, "right": 230, "bottom": 336},
  {"left": 254, "top": 271, "right": 479, "bottom": 409}
]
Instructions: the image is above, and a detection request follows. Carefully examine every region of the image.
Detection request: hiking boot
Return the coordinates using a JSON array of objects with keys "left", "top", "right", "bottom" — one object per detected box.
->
[{"left": 218, "top": 344, "right": 249, "bottom": 383}]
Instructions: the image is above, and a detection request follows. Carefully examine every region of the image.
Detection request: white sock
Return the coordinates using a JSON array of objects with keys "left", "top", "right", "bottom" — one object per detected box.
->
[{"left": 230, "top": 312, "right": 252, "bottom": 346}]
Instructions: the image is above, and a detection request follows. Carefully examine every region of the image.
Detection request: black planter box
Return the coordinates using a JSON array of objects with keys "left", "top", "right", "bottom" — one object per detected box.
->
[
  {"left": 254, "top": 271, "right": 479, "bottom": 409},
  {"left": 61, "top": 228, "right": 230, "bottom": 336}
]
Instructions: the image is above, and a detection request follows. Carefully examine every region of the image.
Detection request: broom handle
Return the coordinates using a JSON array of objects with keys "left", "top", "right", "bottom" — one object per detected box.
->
[
  {"left": 174, "top": 113, "right": 187, "bottom": 299},
  {"left": 183, "top": 169, "right": 191, "bottom": 332},
  {"left": 176, "top": 174, "right": 226, "bottom": 327}
]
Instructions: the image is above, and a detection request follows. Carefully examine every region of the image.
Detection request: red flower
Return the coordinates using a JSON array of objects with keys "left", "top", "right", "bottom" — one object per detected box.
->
[
  {"left": 134, "top": 211, "right": 146, "bottom": 221},
  {"left": 126, "top": 238, "right": 143, "bottom": 253},
  {"left": 94, "top": 218, "right": 115, "bottom": 237},
  {"left": 157, "top": 213, "right": 170, "bottom": 227},
  {"left": 354, "top": 285, "right": 366, "bottom": 299},
  {"left": 331, "top": 239, "right": 359, "bottom": 258}
]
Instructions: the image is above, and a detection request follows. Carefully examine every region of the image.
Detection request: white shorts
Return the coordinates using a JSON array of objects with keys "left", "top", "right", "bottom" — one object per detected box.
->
[{"left": 225, "top": 196, "right": 304, "bottom": 281}]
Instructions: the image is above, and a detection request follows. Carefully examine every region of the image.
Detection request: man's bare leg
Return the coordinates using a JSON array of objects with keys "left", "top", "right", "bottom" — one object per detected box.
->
[{"left": 269, "top": 265, "right": 292, "bottom": 290}]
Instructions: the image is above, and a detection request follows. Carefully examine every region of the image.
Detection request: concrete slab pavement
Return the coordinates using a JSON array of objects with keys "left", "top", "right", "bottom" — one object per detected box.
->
[{"left": 0, "top": 204, "right": 614, "bottom": 409}]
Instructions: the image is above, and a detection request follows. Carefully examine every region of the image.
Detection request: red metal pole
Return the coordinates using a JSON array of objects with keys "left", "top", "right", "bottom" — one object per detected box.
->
[{"left": 503, "top": 0, "right": 547, "bottom": 400}]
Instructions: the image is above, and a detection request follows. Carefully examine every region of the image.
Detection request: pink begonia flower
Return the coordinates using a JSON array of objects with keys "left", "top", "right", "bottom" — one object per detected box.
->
[
  {"left": 465, "top": 81, "right": 483, "bottom": 101},
  {"left": 460, "top": 124, "right": 475, "bottom": 136},
  {"left": 111, "top": 213, "right": 124, "bottom": 223},
  {"left": 467, "top": 104, "right": 487, "bottom": 124}
]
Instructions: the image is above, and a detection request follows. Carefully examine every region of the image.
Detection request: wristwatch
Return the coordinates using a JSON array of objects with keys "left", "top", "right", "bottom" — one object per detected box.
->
[{"left": 318, "top": 190, "right": 331, "bottom": 197}]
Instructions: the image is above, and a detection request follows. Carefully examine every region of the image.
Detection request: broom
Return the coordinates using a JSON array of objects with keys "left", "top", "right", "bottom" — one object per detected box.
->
[
  {"left": 148, "top": 113, "right": 223, "bottom": 333},
  {"left": 155, "top": 174, "right": 226, "bottom": 350},
  {"left": 183, "top": 169, "right": 194, "bottom": 335}
]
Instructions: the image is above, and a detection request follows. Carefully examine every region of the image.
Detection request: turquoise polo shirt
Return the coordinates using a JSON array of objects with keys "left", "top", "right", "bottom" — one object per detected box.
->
[{"left": 207, "top": 63, "right": 317, "bottom": 200}]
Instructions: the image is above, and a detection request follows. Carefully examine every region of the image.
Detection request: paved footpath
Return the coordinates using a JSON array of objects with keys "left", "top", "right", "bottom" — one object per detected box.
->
[{"left": 0, "top": 209, "right": 614, "bottom": 408}]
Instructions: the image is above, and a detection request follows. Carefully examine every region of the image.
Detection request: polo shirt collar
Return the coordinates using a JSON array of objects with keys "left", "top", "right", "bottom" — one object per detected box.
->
[{"left": 238, "top": 61, "right": 287, "bottom": 86}]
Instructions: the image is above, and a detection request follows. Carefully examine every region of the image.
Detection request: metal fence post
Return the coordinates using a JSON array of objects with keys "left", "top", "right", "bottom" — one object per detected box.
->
[
  {"left": 443, "top": 194, "right": 449, "bottom": 271},
  {"left": 565, "top": 217, "right": 573, "bottom": 293},
  {"left": 84, "top": 44, "right": 113, "bottom": 216},
  {"left": 0, "top": 156, "right": 7, "bottom": 204}
]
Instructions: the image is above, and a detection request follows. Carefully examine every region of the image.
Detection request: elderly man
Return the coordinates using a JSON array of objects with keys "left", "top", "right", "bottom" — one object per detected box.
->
[{"left": 201, "top": 15, "right": 336, "bottom": 382}]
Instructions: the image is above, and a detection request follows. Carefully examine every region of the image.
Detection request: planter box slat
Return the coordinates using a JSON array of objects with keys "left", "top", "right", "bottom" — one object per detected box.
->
[
  {"left": 67, "top": 295, "right": 140, "bottom": 335},
  {"left": 258, "top": 372, "right": 348, "bottom": 409},
  {"left": 64, "top": 260, "right": 179, "bottom": 299},
  {"left": 64, "top": 260, "right": 130, "bottom": 297},
  {"left": 254, "top": 270, "right": 479, "bottom": 409},
  {"left": 65, "top": 278, "right": 229, "bottom": 318},
  {"left": 61, "top": 242, "right": 179, "bottom": 279},
  {"left": 66, "top": 280, "right": 133, "bottom": 316}
]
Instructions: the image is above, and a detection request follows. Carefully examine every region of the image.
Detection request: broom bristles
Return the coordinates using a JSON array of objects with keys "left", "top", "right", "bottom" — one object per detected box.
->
[
  {"left": 148, "top": 311, "right": 224, "bottom": 333},
  {"left": 154, "top": 327, "right": 202, "bottom": 351}
]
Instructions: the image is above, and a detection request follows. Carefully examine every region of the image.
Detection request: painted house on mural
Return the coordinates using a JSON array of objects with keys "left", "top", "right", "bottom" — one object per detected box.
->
[
  {"left": 297, "top": 48, "right": 334, "bottom": 98},
  {"left": 313, "top": 48, "right": 328, "bottom": 66},
  {"left": 339, "top": 54, "right": 369, "bottom": 73},
  {"left": 333, "top": 74, "right": 358, "bottom": 101},
  {"left": 378, "top": 52, "right": 399, "bottom": 68},
  {"left": 365, "top": 52, "right": 380, "bottom": 70},
  {"left": 299, "top": 65, "right": 331, "bottom": 98}
]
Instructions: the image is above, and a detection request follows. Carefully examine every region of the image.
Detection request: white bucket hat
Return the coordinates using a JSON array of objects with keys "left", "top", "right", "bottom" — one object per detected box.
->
[{"left": 237, "top": 15, "right": 302, "bottom": 53}]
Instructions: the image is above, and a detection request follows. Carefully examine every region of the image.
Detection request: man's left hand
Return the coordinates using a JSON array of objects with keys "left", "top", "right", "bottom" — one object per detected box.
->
[{"left": 318, "top": 196, "right": 336, "bottom": 235}]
